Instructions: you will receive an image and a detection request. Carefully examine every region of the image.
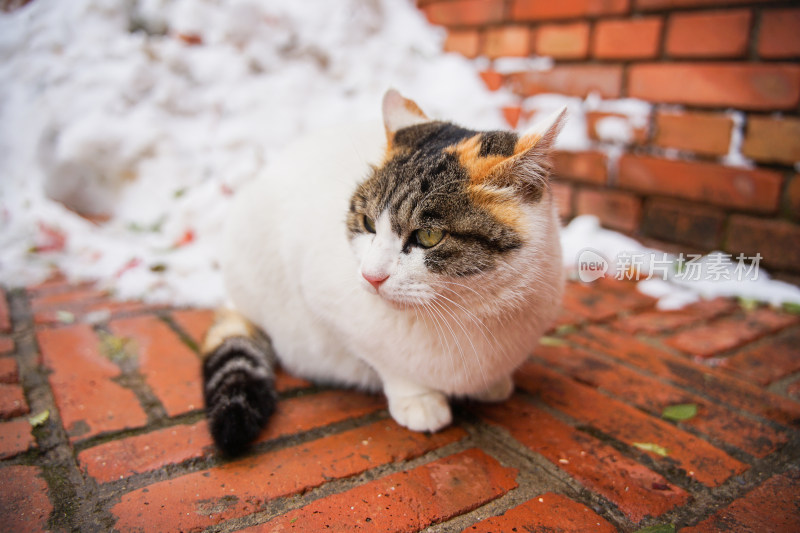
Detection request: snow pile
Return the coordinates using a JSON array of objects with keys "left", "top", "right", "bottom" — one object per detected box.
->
[
  {"left": 561, "top": 216, "right": 800, "bottom": 310},
  {"left": 0, "top": 0, "right": 510, "bottom": 306},
  {"left": 0, "top": 0, "right": 797, "bottom": 311}
]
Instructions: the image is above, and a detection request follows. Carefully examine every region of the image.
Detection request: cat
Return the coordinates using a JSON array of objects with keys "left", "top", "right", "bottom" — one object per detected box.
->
[{"left": 202, "top": 90, "right": 566, "bottom": 454}]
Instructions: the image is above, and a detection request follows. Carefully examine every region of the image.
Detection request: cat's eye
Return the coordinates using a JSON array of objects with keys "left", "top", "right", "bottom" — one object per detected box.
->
[
  {"left": 415, "top": 228, "right": 445, "bottom": 248},
  {"left": 363, "top": 215, "right": 376, "bottom": 233}
]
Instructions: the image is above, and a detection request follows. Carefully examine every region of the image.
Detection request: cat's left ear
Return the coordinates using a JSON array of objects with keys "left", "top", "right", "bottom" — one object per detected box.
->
[
  {"left": 382, "top": 89, "right": 429, "bottom": 144},
  {"left": 485, "top": 106, "right": 568, "bottom": 202}
]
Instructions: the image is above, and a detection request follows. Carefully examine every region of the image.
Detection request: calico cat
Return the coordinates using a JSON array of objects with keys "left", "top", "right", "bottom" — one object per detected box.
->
[{"left": 202, "top": 90, "right": 566, "bottom": 454}]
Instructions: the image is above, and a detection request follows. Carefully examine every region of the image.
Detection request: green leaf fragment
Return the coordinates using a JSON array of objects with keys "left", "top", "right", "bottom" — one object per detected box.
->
[
  {"left": 738, "top": 297, "right": 759, "bottom": 312},
  {"left": 28, "top": 409, "right": 50, "bottom": 427},
  {"left": 782, "top": 302, "right": 800, "bottom": 315},
  {"left": 633, "top": 525, "right": 675, "bottom": 533},
  {"left": 632, "top": 442, "right": 668, "bottom": 457},
  {"left": 554, "top": 324, "right": 578, "bottom": 336},
  {"left": 98, "top": 331, "right": 136, "bottom": 363},
  {"left": 539, "top": 336, "right": 567, "bottom": 347},
  {"left": 662, "top": 403, "right": 698, "bottom": 422},
  {"left": 56, "top": 310, "right": 75, "bottom": 324}
]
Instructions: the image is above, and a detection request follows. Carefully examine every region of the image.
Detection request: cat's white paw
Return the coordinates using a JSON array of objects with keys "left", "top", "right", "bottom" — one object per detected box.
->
[
  {"left": 471, "top": 375, "right": 514, "bottom": 403},
  {"left": 388, "top": 391, "right": 452, "bottom": 433}
]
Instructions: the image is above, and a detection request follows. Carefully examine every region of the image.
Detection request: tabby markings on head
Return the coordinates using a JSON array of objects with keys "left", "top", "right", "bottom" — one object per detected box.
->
[{"left": 347, "top": 118, "right": 551, "bottom": 277}]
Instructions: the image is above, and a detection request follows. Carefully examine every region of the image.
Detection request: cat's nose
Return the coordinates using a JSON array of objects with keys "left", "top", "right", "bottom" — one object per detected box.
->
[{"left": 362, "top": 271, "right": 389, "bottom": 291}]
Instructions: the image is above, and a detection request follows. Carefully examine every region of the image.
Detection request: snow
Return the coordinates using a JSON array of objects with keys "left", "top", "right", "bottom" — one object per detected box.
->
[
  {"left": 0, "top": 0, "right": 509, "bottom": 306},
  {"left": 1, "top": 0, "right": 798, "bottom": 312},
  {"left": 561, "top": 216, "right": 800, "bottom": 310}
]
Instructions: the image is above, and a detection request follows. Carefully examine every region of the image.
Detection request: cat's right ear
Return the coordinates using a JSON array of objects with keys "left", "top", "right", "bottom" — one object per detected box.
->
[{"left": 382, "top": 89, "right": 429, "bottom": 145}]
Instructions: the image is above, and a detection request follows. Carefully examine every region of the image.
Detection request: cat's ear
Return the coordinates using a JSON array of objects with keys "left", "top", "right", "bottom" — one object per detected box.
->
[
  {"left": 484, "top": 106, "right": 568, "bottom": 202},
  {"left": 382, "top": 89, "right": 429, "bottom": 143}
]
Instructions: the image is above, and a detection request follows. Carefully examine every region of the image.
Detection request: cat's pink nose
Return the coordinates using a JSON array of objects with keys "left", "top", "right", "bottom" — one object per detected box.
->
[{"left": 362, "top": 272, "right": 389, "bottom": 291}]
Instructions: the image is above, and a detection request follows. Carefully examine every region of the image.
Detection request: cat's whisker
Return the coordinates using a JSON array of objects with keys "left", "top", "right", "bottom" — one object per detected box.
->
[
  {"left": 430, "top": 296, "right": 490, "bottom": 393},
  {"left": 427, "top": 298, "right": 472, "bottom": 389},
  {"left": 417, "top": 298, "right": 458, "bottom": 384},
  {"left": 432, "top": 288, "right": 517, "bottom": 371}
]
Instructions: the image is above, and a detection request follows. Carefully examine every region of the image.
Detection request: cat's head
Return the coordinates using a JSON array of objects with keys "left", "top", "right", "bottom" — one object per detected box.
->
[{"left": 347, "top": 90, "right": 566, "bottom": 310}]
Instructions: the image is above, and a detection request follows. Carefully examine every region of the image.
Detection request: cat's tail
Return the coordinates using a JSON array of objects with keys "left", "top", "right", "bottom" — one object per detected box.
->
[{"left": 201, "top": 308, "right": 277, "bottom": 455}]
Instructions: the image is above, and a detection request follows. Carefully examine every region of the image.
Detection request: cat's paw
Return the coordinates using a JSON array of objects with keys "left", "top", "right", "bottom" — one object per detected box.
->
[
  {"left": 388, "top": 391, "right": 452, "bottom": 433},
  {"left": 471, "top": 375, "right": 514, "bottom": 403}
]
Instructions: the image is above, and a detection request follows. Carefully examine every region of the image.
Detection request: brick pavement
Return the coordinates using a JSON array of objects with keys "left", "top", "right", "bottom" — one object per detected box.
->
[{"left": 1, "top": 275, "right": 799, "bottom": 531}]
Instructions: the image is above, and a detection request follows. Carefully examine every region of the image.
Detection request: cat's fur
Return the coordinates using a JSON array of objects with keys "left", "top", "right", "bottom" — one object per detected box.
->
[{"left": 202, "top": 90, "right": 566, "bottom": 454}]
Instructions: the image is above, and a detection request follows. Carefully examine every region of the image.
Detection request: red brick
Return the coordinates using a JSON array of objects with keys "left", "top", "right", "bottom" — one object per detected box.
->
[
  {"left": 759, "top": 8, "right": 800, "bottom": 59},
  {"left": 612, "top": 297, "right": 736, "bottom": 335},
  {"left": 36, "top": 325, "right": 147, "bottom": 440},
  {"left": 593, "top": 17, "right": 662, "bottom": 60},
  {"left": 0, "top": 337, "right": 13, "bottom": 354},
  {"left": 0, "top": 466, "right": 53, "bottom": 532},
  {"left": 111, "top": 421, "right": 465, "bottom": 531},
  {"left": 0, "top": 289, "right": 9, "bottom": 333},
  {"left": 742, "top": 115, "right": 800, "bottom": 165},
  {"left": 787, "top": 379, "right": 800, "bottom": 401},
  {"left": 502, "top": 106, "right": 522, "bottom": 128},
  {"left": 35, "top": 298, "right": 159, "bottom": 327},
  {"left": 29, "top": 287, "right": 107, "bottom": 313},
  {"left": 422, "top": 0, "right": 504, "bottom": 26},
  {"left": 0, "top": 383, "right": 28, "bottom": 419},
  {"left": 0, "top": 419, "right": 35, "bottom": 459},
  {"left": 479, "top": 69, "right": 503, "bottom": 91},
  {"left": 787, "top": 174, "right": 800, "bottom": 221},
  {"left": 552, "top": 150, "right": 608, "bottom": 184},
  {"left": 641, "top": 198, "right": 726, "bottom": 250},
  {"left": 638, "top": 0, "right": 773, "bottom": 9},
  {"left": 682, "top": 472, "right": 800, "bottom": 532},
  {"left": 719, "top": 328, "right": 800, "bottom": 386},
  {"left": 109, "top": 316, "right": 202, "bottom": 417},
  {"left": 575, "top": 188, "right": 642, "bottom": 233},
  {"left": 80, "top": 420, "right": 212, "bottom": 483},
  {"left": 480, "top": 397, "right": 688, "bottom": 522},
  {"left": 444, "top": 29, "right": 481, "bottom": 58},
  {"left": 25, "top": 272, "right": 71, "bottom": 295},
  {"left": 170, "top": 309, "right": 214, "bottom": 347},
  {"left": 255, "top": 449, "right": 516, "bottom": 531},
  {"left": 534, "top": 343, "right": 788, "bottom": 458},
  {"left": 515, "top": 363, "right": 749, "bottom": 486},
  {"left": 467, "top": 493, "right": 616, "bottom": 532},
  {"left": 666, "top": 10, "right": 751, "bottom": 58},
  {"left": 534, "top": 22, "right": 590, "bottom": 59},
  {"left": 0, "top": 357, "right": 18, "bottom": 383},
  {"left": 653, "top": 110, "right": 733, "bottom": 156},
  {"left": 666, "top": 308, "right": 798, "bottom": 358},
  {"left": 618, "top": 155, "right": 783, "bottom": 213},
  {"left": 80, "top": 390, "right": 385, "bottom": 483},
  {"left": 586, "top": 111, "right": 648, "bottom": 144},
  {"left": 511, "top": 0, "right": 629, "bottom": 21},
  {"left": 551, "top": 180, "right": 574, "bottom": 218},
  {"left": 629, "top": 63, "right": 800, "bottom": 110},
  {"left": 570, "top": 325, "right": 800, "bottom": 426},
  {"left": 507, "top": 65, "right": 623, "bottom": 99},
  {"left": 725, "top": 216, "right": 800, "bottom": 272},
  {"left": 562, "top": 280, "right": 655, "bottom": 322},
  {"left": 483, "top": 25, "right": 530, "bottom": 58}
]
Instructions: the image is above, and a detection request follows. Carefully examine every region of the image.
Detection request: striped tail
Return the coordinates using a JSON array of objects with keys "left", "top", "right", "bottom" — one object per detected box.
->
[{"left": 202, "top": 309, "right": 277, "bottom": 455}]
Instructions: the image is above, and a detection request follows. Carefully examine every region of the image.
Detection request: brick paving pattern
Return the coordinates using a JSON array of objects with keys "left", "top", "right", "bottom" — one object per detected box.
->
[{"left": 0, "top": 276, "right": 799, "bottom": 531}]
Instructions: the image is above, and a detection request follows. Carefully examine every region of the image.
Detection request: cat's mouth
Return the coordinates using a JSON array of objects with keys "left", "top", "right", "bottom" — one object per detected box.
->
[{"left": 374, "top": 287, "right": 430, "bottom": 310}]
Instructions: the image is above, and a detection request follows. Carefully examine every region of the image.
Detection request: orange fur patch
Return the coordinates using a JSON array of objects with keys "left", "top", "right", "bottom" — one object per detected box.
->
[
  {"left": 444, "top": 135, "right": 527, "bottom": 231},
  {"left": 446, "top": 135, "right": 506, "bottom": 184}
]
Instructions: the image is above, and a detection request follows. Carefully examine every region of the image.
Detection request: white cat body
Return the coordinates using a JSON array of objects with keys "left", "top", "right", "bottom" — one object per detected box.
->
[{"left": 222, "top": 112, "right": 564, "bottom": 431}]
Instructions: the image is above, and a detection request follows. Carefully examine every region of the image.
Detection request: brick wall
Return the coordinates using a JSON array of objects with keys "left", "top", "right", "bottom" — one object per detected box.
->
[{"left": 418, "top": 0, "right": 800, "bottom": 279}]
